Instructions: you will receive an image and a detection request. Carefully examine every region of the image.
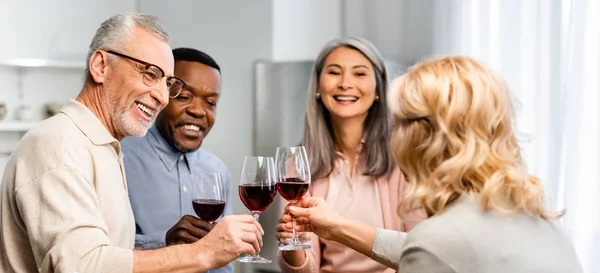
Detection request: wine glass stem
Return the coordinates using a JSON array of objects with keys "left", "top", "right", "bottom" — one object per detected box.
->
[
  {"left": 292, "top": 217, "right": 300, "bottom": 245},
  {"left": 253, "top": 213, "right": 261, "bottom": 258},
  {"left": 290, "top": 200, "right": 300, "bottom": 245}
]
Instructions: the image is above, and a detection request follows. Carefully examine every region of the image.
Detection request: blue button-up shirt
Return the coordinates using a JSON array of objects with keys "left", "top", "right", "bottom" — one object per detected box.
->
[{"left": 121, "top": 125, "right": 233, "bottom": 273}]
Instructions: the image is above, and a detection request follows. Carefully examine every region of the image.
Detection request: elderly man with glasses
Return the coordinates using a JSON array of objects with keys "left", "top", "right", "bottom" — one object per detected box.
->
[{"left": 0, "top": 13, "right": 262, "bottom": 273}]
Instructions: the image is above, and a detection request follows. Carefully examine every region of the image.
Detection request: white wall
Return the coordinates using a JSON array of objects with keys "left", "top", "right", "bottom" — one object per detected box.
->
[
  {"left": 343, "top": 0, "right": 437, "bottom": 64},
  {"left": 0, "top": 0, "right": 135, "bottom": 61},
  {"left": 272, "top": 0, "right": 342, "bottom": 61}
]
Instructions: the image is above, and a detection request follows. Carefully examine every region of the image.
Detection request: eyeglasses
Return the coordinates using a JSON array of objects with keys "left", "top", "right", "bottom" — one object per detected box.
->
[{"left": 106, "top": 50, "right": 186, "bottom": 98}]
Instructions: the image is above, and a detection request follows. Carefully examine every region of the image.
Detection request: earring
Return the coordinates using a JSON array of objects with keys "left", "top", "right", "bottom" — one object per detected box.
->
[
  {"left": 375, "top": 95, "right": 380, "bottom": 101},
  {"left": 316, "top": 92, "right": 321, "bottom": 99}
]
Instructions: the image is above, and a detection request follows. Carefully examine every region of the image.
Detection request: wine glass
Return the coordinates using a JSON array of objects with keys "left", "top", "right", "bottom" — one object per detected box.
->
[
  {"left": 191, "top": 172, "right": 226, "bottom": 225},
  {"left": 237, "top": 156, "right": 277, "bottom": 263},
  {"left": 275, "top": 146, "right": 312, "bottom": 250}
]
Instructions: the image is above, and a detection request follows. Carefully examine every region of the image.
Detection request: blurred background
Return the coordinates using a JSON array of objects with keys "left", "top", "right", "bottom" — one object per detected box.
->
[{"left": 0, "top": 0, "right": 598, "bottom": 272}]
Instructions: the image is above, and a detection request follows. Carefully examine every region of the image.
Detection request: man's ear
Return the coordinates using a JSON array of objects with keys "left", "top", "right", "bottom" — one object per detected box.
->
[{"left": 88, "top": 50, "right": 110, "bottom": 83}]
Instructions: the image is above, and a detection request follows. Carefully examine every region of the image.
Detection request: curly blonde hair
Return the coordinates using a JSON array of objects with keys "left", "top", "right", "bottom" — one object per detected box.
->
[{"left": 389, "top": 56, "right": 562, "bottom": 220}]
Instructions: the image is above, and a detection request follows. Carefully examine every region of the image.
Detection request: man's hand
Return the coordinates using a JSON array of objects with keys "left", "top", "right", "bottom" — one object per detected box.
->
[
  {"left": 166, "top": 215, "right": 213, "bottom": 245},
  {"left": 193, "top": 214, "right": 264, "bottom": 269}
]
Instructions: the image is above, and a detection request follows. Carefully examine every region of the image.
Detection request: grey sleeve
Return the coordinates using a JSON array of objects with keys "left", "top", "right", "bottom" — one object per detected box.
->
[
  {"left": 371, "top": 228, "right": 407, "bottom": 269},
  {"left": 399, "top": 246, "right": 456, "bottom": 273}
]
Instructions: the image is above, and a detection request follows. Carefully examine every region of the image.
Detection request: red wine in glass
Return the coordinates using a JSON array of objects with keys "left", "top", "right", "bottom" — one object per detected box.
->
[
  {"left": 239, "top": 184, "right": 277, "bottom": 213},
  {"left": 191, "top": 172, "right": 226, "bottom": 224},
  {"left": 277, "top": 178, "right": 309, "bottom": 201},
  {"left": 192, "top": 199, "right": 226, "bottom": 222},
  {"left": 237, "top": 156, "right": 276, "bottom": 264}
]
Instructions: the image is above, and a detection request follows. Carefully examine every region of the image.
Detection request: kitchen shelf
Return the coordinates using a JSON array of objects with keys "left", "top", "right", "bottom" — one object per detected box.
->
[
  {"left": 0, "top": 121, "right": 38, "bottom": 132},
  {"left": 0, "top": 58, "right": 85, "bottom": 69}
]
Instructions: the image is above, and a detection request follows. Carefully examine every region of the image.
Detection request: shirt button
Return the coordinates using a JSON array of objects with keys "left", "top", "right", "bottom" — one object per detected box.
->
[
  {"left": 182, "top": 186, "right": 187, "bottom": 192},
  {"left": 179, "top": 155, "right": 184, "bottom": 160}
]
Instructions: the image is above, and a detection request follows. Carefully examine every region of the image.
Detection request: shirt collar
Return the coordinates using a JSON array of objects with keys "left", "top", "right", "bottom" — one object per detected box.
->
[
  {"left": 60, "top": 99, "right": 118, "bottom": 146},
  {"left": 147, "top": 125, "right": 199, "bottom": 171}
]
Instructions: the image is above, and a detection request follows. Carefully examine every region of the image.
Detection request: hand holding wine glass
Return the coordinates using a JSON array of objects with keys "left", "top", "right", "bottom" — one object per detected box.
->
[
  {"left": 192, "top": 214, "right": 264, "bottom": 269},
  {"left": 275, "top": 146, "right": 312, "bottom": 251},
  {"left": 165, "top": 215, "right": 214, "bottom": 245},
  {"left": 282, "top": 197, "right": 344, "bottom": 241},
  {"left": 237, "top": 156, "right": 277, "bottom": 263}
]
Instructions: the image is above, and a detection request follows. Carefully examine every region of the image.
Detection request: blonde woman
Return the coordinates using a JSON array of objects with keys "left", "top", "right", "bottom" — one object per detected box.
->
[
  {"left": 275, "top": 37, "right": 422, "bottom": 273},
  {"left": 284, "top": 56, "right": 583, "bottom": 272}
]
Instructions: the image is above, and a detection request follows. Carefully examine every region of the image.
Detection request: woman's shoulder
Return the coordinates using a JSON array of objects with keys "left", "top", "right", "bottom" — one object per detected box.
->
[{"left": 404, "top": 195, "right": 481, "bottom": 246}]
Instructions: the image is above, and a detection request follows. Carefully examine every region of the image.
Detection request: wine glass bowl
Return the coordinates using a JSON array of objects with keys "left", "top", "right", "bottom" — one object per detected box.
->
[
  {"left": 191, "top": 172, "right": 226, "bottom": 225},
  {"left": 239, "top": 183, "right": 277, "bottom": 214}
]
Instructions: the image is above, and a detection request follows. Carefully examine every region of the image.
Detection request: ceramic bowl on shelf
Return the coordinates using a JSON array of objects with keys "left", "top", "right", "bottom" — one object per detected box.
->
[{"left": 15, "top": 104, "right": 34, "bottom": 121}]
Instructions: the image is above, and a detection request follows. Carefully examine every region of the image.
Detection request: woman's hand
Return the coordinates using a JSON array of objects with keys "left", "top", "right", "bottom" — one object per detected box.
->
[
  {"left": 275, "top": 210, "right": 294, "bottom": 242},
  {"left": 275, "top": 207, "right": 307, "bottom": 266},
  {"left": 283, "top": 197, "right": 344, "bottom": 241}
]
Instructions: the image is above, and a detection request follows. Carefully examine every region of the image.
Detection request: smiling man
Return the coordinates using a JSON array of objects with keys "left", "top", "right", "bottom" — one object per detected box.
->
[{"left": 120, "top": 48, "right": 233, "bottom": 273}]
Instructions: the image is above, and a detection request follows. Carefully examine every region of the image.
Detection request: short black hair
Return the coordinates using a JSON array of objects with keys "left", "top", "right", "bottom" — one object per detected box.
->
[{"left": 172, "top": 47, "right": 220, "bottom": 73}]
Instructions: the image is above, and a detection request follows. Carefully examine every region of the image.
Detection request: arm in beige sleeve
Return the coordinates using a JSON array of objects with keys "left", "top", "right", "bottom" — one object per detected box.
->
[
  {"left": 16, "top": 166, "right": 214, "bottom": 273},
  {"left": 398, "top": 247, "right": 456, "bottom": 273}
]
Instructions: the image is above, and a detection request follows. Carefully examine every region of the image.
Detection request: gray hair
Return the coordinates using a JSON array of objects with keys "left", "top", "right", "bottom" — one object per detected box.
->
[
  {"left": 85, "top": 13, "right": 170, "bottom": 75},
  {"left": 302, "top": 37, "right": 395, "bottom": 179}
]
